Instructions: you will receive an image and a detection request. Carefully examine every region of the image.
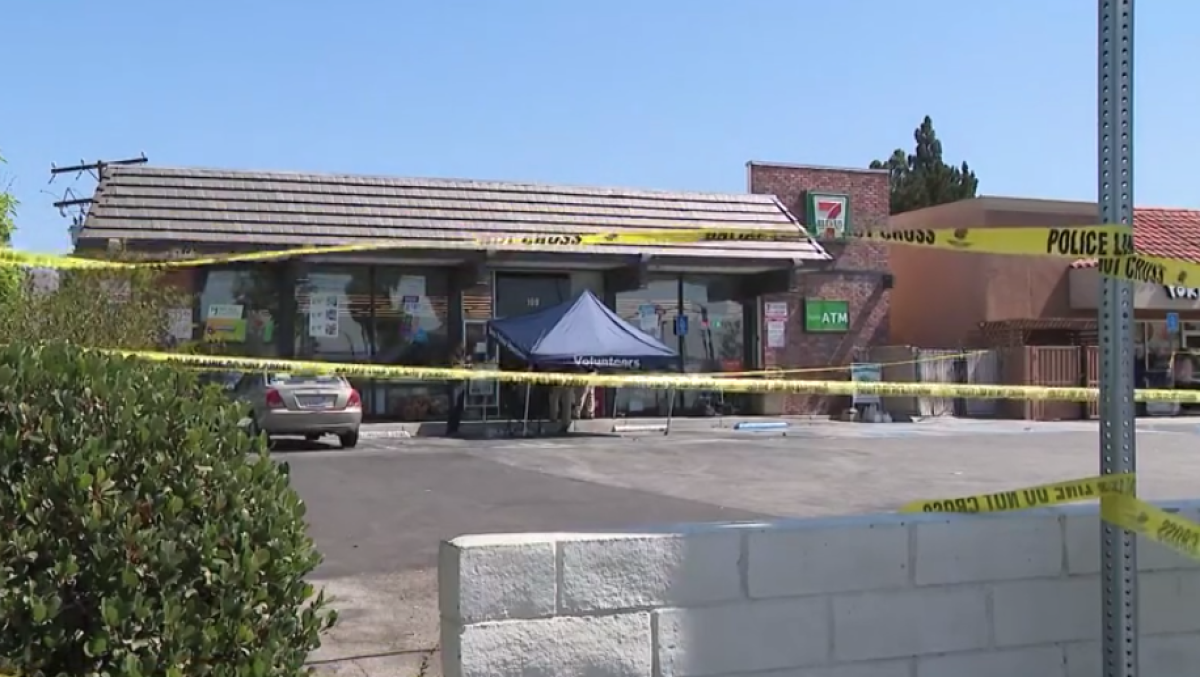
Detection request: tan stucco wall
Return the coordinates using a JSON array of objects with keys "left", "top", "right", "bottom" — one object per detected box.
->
[{"left": 888, "top": 197, "right": 1102, "bottom": 347}]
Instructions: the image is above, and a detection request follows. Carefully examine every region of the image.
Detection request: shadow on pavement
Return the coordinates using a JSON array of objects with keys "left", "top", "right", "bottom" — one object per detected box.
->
[{"left": 268, "top": 436, "right": 344, "bottom": 453}]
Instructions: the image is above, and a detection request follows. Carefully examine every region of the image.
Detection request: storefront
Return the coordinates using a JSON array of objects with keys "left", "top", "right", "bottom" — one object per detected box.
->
[
  {"left": 76, "top": 162, "right": 894, "bottom": 419},
  {"left": 889, "top": 197, "right": 1200, "bottom": 352},
  {"left": 612, "top": 274, "right": 749, "bottom": 416},
  {"left": 1070, "top": 264, "right": 1200, "bottom": 392},
  {"left": 885, "top": 197, "right": 1200, "bottom": 418}
]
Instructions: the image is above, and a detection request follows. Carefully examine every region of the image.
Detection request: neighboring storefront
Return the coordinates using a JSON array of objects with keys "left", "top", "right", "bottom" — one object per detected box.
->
[
  {"left": 1069, "top": 263, "right": 1200, "bottom": 391},
  {"left": 886, "top": 197, "right": 1200, "bottom": 418},
  {"left": 76, "top": 162, "right": 893, "bottom": 420},
  {"left": 889, "top": 197, "right": 1200, "bottom": 349}
]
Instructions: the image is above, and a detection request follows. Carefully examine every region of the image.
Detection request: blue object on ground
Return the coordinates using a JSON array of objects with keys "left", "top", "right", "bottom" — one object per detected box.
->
[{"left": 733, "top": 421, "right": 790, "bottom": 431}]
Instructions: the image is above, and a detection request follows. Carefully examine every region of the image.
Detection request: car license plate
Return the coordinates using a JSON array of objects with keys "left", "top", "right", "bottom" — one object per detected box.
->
[{"left": 297, "top": 395, "right": 334, "bottom": 408}]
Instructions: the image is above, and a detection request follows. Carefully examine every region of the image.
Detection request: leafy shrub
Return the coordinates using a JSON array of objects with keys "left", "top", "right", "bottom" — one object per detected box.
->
[
  {"left": 0, "top": 267, "right": 187, "bottom": 351},
  {"left": 0, "top": 343, "right": 335, "bottom": 677}
]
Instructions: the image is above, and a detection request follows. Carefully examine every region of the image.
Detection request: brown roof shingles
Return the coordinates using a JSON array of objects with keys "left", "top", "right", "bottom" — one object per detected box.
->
[
  {"left": 77, "top": 165, "right": 829, "bottom": 263},
  {"left": 1071, "top": 208, "right": 1200, "bottom": 268}
]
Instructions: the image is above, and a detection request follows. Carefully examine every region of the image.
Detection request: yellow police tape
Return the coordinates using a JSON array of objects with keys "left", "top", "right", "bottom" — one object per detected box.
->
[
  {"left": 107, "top": 349, "right": 1200, "bottom": 402},
  {"left": 905, "top": 474, "right": 1200, "bottom": 562},
  {"left": 717, "top": 349, "right": 987, "bottom": 378},
  {"left": 900, "top": 474, "right": 1136, "bottom": 513},
  {"left": 6, "top": 224, "right": 1200, "bottom": 287},
  {"left": 491, "top": 225, "right": 1198, "bottom": 286},
  {"left": 857, "top": 224, "right": 1133, "bottom": 258},
  {"left": 1102, "top": 494, "right": 1200, "bottom": 559},
  {"left": 855, "top": 224, "right": 1198, "bottom": 286},
  {"left": 0, "top": 228, "right": 811, "bottom": 271}
]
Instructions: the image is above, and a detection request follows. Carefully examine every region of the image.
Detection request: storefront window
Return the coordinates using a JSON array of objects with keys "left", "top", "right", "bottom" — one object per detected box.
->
[
  {"left": 612, "top": 275, "right": 679, "bottom": 417},
  {"left": 198, "top": 267, "right": 280, "bottom": 358},
  {"left": 291, "top": 265, "right": 454, "bottom": 421},
  {"left": 292, "top": 265, "right": 374, "bottom": 413},
  {"left": 1140, "top": 321, "right": 1177, "bottom": 388},
  {"left": 371, "top": 268, "right": 452, "bottom": 421},
  {"left": 294, "top": 266, "right": 372, "bottom": 361},
  {"left": 680, "top": 275, "right": 745, "bottom": 415},
  {"left": 1182, "top": 322, "right": 1200, "bottom": 352}
]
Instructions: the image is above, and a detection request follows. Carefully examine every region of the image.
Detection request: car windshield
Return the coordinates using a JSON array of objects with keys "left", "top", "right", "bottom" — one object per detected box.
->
[{"left": 266, "top": 373, "right": 342, "bottom": 386}]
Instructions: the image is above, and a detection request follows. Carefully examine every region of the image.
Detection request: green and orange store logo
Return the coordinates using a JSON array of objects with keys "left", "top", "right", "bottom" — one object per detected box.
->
[{"left": 805, "top": 193, "right": 850, "bottom": 240}]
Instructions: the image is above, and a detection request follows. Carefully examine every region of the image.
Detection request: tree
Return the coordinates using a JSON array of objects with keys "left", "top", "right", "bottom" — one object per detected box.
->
[
  {"left": 0, "top": 151, "right": 20, "bottom": 308},
  {"left": 870, "top": 116, "right": 980, "bottom": 215}
]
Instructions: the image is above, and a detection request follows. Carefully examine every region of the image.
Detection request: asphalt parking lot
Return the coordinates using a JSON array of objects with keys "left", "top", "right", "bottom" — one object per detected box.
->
[{"left": 287, "top": 418, "right": 1200, "bottom": 676}]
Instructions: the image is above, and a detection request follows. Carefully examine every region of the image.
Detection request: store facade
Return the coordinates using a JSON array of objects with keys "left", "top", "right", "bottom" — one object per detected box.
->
[
  {"left": 889, "top": 197, "right": 1200, "bottom": 350},
  {"left": 886, "top": 197, "right": 1200, "bottom": 418},
  {"left": 77, "top": 162, "right": 893, "bottom": 420},
  {"left": 1068, "top": 263, "right": 1200, "bottom": 390}
]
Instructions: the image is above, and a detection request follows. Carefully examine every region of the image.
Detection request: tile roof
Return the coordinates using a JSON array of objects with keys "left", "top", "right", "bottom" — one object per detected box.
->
[
  {"left": 1070, "top": 208, "right": 1200, "bottom": 268},
  {"left": 76, "top": 165, "right": 829, "bottom": 263}
]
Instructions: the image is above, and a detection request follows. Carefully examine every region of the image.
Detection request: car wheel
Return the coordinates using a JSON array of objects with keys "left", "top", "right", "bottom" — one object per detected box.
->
[
  {"left": 248, "top": 418, "right": 274, "bottom": 448},
  {"left": 338, "top": 430, "right": 360, "bottom": 449}
]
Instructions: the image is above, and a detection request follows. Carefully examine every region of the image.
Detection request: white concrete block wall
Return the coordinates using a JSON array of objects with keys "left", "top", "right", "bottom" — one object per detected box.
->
[{"left": 439, "top": 502, "right": 1200, "bottom": 677}]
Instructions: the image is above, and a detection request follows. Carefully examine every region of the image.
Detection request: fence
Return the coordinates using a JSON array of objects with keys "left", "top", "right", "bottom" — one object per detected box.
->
[
  {"left": 867, "top": 346, "right": 1003, "bottom": 420},
  {"left": 867, "top": 346, "right": 1109, "bottom": 422}
]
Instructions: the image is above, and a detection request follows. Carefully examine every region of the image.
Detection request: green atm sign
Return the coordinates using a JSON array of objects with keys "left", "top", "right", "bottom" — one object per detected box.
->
[{"left": 804, "top": 299, "right": 850, "bottom": 333}]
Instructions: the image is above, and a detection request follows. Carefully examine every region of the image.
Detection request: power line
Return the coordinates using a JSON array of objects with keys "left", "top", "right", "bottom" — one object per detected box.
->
[{"left": 47, "top": 153, "right": 148, "bottom": 243}]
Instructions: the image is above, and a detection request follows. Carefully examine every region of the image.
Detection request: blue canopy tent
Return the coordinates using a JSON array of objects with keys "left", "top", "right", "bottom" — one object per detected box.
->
[
  {"left": 486, "top": 290, "right": 680, "bottom": 434},
  {"left": 487, "top": 290, "right": 678, "bottom": 370}
]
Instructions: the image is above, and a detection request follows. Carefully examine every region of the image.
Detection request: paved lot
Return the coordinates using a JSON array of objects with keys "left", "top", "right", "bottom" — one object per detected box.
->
[{"left": 288, "top": 418, "right": 1200, "bottom": 676}]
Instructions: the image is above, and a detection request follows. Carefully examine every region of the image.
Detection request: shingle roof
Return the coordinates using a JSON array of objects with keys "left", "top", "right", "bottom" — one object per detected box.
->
[
  {"left": 77, "top": 165, "right": 829, "bottom": 263},
  {"left": 1071, "top": 208, "right": 1200, "bottom": 268}
]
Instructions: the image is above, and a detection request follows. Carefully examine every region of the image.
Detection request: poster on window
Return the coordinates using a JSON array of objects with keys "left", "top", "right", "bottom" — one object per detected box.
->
[
  {"left": 207, "top": 303, "right": 243, "bottom": 320},
  {"left": 401, "top": 295, "right": 420, "bottom": 315},
  {"left": 638, "top": 304, "right": 659, "bottom": 335},
  {"left": 764, "top": 301, "right": 789, "bottom": 321},
  {"left": 850, "top": 363, "right": 882, "bottom": 406},
  {"left": 397, "top": 275, "right": 425, "bottom": 299},
  {"left": 204, "top": 319, "right": 247, "bottom": 343},
  {"left": 166, "top": 308, "right": 194, "bottom": 342},
  {"left": 204, "top": 303, "right": 246, "bottom": 343},
  {"left": 766, "top": 319, "right": 787, "bottom": 348},
  {"left": 308, "top": 294, "right": 341, "bottom": 338}
]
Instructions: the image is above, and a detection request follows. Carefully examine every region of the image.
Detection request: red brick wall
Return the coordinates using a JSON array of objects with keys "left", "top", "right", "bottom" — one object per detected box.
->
[{"left": 747, "top": 162, "right": 892, "bottom": 414}]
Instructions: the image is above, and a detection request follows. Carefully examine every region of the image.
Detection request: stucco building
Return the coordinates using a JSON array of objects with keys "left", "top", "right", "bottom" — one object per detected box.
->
[{"left": 886, "top": 196, "right": 1200, "bottom": 420}]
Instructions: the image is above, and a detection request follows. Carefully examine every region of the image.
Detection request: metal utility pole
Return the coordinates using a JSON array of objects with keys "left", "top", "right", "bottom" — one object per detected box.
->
[
  {"left": 1097, "top": 0, "right": 1137, "bottom": 675},
  {"left": 48, "top": 154, "right": 148, "bottom": 244}
]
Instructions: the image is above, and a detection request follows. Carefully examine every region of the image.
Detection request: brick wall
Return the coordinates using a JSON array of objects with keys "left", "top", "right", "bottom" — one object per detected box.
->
[
  {"left": 747, "top": 162, "right": 892, "bottom": 414},
  {"left": 439, "top": 501, "right": 1200, "bottom": 677}
]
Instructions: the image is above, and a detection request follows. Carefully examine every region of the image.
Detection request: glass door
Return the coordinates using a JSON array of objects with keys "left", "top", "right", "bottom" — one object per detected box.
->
[{"left": 492, "top": 272, "right": 571, "bottom": 319}]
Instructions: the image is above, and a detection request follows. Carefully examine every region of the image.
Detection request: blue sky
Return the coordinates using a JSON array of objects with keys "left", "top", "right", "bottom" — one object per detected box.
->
[{"left": 3, "top": 0, "right": 1197, "bottom": 254}]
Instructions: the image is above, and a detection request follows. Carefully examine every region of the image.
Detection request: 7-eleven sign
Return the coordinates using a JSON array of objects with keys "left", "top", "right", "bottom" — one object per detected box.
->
[{"left": 804, "top": 193, "right": 850, "bottom": 240}]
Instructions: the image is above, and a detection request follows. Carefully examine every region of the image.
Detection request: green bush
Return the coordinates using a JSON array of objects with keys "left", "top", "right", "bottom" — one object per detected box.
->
[
  {"left": 0, "top": 343, "right": 335, "bottom": 677},
  {"left": 0, "top": 267, "right": 186, "bottom": 351}
]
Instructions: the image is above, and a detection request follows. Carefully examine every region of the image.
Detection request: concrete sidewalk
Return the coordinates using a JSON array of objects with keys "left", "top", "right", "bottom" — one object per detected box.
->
[{"left": 359, "top": 412, "right": 1200, "bottom": 441}]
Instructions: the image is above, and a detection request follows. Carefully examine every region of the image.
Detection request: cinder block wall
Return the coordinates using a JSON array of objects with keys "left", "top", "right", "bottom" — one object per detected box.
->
[{"left": 439, "top": 502, "right": 1200, "bottom": 677}]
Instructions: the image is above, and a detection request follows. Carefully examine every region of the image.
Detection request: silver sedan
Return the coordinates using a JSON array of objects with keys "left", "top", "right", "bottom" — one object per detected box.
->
[{"left": 234, "top": 372, "right": 363, "bottom": 447}]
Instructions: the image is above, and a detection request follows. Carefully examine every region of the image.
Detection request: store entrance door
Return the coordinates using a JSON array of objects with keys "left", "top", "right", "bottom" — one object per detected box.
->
[
  {"left": 492, "top": 272, "right": 572, "bottom": 422},
  {"left": 493, "top": 272, "right": 571, "bottom": 319}
]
